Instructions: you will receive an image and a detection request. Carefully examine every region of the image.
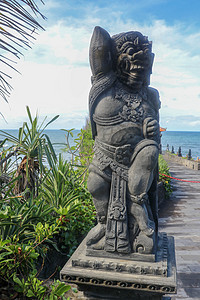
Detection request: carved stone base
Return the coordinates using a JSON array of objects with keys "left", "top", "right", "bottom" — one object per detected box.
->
[
  {"left": 77, "top": 285, "right": 165, "bottom": 299},
  {"left": 60, "top": 232, "right": 176, "bottom": 299}
]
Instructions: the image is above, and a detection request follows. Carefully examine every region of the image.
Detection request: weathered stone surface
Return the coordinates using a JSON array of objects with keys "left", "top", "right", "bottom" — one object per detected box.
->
[
  {"left": 87, "top": 26, "right": 161, "bottom": 256},
  {"left": 60, "top": 232, "right": 176, "bottom": 299}
]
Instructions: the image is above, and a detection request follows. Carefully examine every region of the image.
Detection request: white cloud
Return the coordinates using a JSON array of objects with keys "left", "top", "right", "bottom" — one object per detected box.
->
[
  {"left": 2, "top": 11, "right": 200, "bottom": 130},
  {"left": 189, "top": 120, "right": 200, "bottom": 127},
  {"left": 25, "top": 21, "right": 91, "bottom": 66},
  {"left": 0, "top": 62, "right": 92, "bottom": 129}
]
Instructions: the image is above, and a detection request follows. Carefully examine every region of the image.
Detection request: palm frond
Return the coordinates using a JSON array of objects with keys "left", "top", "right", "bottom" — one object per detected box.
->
[{"left": 0, "top": 0, "right": 46, "bottom": 101}]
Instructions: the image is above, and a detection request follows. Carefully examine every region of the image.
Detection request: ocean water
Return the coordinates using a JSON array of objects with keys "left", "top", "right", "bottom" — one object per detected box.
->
[
  {"left": 161, "top": 131, "right": 200, "bottom": 160},
  {"left": 1, "top": 130, "right": 200, "bottom": 161},
  {"left": 0, "top": 129, "right": 80, "bottom": 162}
]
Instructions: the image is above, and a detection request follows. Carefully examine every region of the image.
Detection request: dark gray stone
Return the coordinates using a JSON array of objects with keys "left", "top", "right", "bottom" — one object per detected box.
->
[
  {"left": 60, "top": 233, "right": 176, "bottom": 299},
  {"left": 87, "top": 26, "right": 160, "bottom": 256}
]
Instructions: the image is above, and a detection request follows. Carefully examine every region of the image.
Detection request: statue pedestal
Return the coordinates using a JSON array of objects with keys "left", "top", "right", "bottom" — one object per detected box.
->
[{"left": 60, "top": 232, "right": 176, "bottom": 299}]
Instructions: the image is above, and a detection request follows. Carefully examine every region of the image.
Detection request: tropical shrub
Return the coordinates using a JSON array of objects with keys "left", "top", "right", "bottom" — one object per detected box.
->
[
  {"left": 0, "top": 106, "right": 59, "bottom": 197},
  {"left": 0, "top": 119, "right": 96, "bottom": 298},
  {"left": 40, "top": 151, "right": 95, "bottom": 257},
  {"left": 41, "top": 153, "right": 80, "bottom": 208},
  {"left": 1, "top": 240, "right": 70, "bottom": 299},
  {"left": 0, "top": 193, "right": 72, "bottom": 299},
  {"left": 158, "top": 154, "right": 172, "bottom": 197},
  {"left": 62, "top": 120, "right": 94, "bottom": 182}
]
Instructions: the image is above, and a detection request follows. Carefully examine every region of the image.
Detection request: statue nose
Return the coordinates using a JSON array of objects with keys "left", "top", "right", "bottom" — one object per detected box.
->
[{"left": 131, "top": 50, "right": 144, "bottom": 61}]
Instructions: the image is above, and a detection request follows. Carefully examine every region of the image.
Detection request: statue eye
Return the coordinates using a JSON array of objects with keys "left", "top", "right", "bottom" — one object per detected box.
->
[{"left": 127, "top": 48, "right": 134, "bottom": 56}]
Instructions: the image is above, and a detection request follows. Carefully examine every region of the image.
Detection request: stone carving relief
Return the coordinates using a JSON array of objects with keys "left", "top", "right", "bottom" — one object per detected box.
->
[{"left": 87, "top": 26, "right": 160, "bottom": 255}]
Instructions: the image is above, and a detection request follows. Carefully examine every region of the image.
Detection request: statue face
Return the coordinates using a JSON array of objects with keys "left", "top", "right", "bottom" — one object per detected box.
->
[{"left": 114, "top": 34, "right": 153, "bottom": 89}]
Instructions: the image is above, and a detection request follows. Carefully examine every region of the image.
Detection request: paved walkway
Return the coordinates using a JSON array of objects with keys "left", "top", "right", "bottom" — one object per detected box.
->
[{"left": 160, "top": 154, "right": 200, "bottom": 300}]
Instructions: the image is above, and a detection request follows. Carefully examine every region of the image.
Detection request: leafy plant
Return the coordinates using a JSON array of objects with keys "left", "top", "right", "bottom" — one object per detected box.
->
[
  {"left": 158, "top": 154, "right": 172, "bottom": 197},
  {"left": 0, "top": 106, "right": 59, "bottom": 197},
  {"left": 47, "top": 280, "right": 71, "bottom": 300},
  {"left": 0, "top": 194, "right": 53, "bottom": 242},
  {"left": 58, "top": 195, "right": 95, "bottom": 257},
  {"left": 13, "top": 275, "right": 71, "bottom": 300},
  {"left": 40, "top": 152, "right": 96, "bottom": 256},
  {"left": 0, "top": 238, "right": 40, "bottom": 280},
  {"left": 73, "top": 119, "right": 94, "bottom": 168},
  {"left": 62, "top": 121, "right": 94, "bottom": 182},
  {"left": 0, "top": 0, "right": 46, "bottom": 101},
  {"left": 41, "top": 153, "right": 79, "bottom": 209},
  {"left": 0, "top": 120, "right": 97, "bottom": 298}
]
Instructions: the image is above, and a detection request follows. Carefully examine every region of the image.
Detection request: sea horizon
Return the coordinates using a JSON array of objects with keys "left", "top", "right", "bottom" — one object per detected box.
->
[
  {"left": 1, "top": 129, "right": 200, "bottom": 160},
  {"left": 1, "top": 129, "right": 200, "bottom": 132}
]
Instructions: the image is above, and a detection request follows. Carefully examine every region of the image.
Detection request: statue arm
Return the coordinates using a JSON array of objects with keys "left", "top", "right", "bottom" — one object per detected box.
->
[
  {"left": 143, "top": 88, "right": 161, "bottom": 143},
  {"left": 89, "top": 26, "right": 113, "bottom": 80}
]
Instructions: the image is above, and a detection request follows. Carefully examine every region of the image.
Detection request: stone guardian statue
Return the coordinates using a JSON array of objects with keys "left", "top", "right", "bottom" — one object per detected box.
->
[{"left": 87, "top": 26, "right": 160, "bottom": 255}]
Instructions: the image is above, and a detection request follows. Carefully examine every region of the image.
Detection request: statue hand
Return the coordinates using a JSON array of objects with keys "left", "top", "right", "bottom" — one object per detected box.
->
[
  {"left": 143, "top": 117, "right": 159, "bottom": 139},
  {"left": 89, "top": 26, "right": 112, "bottom": 78}
]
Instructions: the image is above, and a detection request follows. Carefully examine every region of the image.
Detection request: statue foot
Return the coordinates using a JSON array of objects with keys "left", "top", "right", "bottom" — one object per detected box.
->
[
  {"left": 91, "top": 236, "right": 105, "bottom": 250},
  {"left": 141, "top": 226, "right": 154, "bottom": 237},
  {"left": 86, "top": 223, "right": 106, "bottom": 246},
  {"left": 117, "top": 244, "right": 131, "bottom": 254},
  {"left": 133, "top": 230, "right": 155, "bottom": 254},
  {"left": 105, "top": 239, "right": 131, "bottom": 253}
]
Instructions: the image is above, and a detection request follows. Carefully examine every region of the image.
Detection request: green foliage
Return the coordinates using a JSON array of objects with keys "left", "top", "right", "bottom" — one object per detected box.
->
[
  {"left": 0, "top": 238, "right": 39, "bottom": 280},
  {"left": 39, "top": 152, "right": 95, "bottom": 255},
  {"left": 73, "top": 121, "right": 94, "bottom": 168},
  {"left": 48, "top": 280, "right": 71, "bottom": 300},
  {"left": 0, "top": 210, "right": 70, "bottom": 298},
  {"left": 13, "top": 275, "right": 70, "bottom": 299},
  {"left": 1, "top": 106, "right": 58, "bottom": 166},
  {"left": 13, "top": 273, "right": 47, "bottom": 298},
  {"left": 0, "top": 145, "right": 17, "bottom": 176},
  {"left": 41, "top": 153, "right": 80, "bottom": 209},
  {"left": 0, "top": 106, "right": 59, "bottom": 196},
  {"left": 0, "top": 116, "right": 96, "bottom": 298},
  {"left": 62, "top": 121, "right": 94, "bottom": 182},
  {"left": 0, "top": 195, "right": 53, "bottom": 242},
  {"left": 158, "top": 155, "right": 172, "bottom": 197},
  {"left": 58, "top": 194, "right": 95, "bottom": 257},
  {"left": 0, "top": 203, "right": 61, "bottom": 283}
]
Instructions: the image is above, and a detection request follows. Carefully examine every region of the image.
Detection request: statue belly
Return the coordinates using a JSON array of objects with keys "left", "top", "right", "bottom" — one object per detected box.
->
[{"left": 96, "top": 122, "right": 143, "bottom": 147}]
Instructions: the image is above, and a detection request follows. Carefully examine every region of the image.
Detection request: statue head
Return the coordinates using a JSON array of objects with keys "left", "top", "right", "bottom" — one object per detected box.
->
[{"left": 112, "top": 31, "right": 154, "bottom": 89}]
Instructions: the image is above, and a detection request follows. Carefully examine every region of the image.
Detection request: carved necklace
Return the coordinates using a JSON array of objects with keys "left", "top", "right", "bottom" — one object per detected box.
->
[{"left": 115, "top": 83, "right": 147, "bottom": 124}]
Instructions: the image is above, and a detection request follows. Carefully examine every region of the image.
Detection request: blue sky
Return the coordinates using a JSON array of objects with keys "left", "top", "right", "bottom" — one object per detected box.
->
[{"left": 1, "top": 0, "right": 200, "bottom": 130}]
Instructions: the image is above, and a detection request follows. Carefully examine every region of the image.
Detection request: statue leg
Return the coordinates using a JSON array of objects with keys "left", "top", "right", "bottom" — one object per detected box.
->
[
  {"left": 128, "top": 145, "right": 159, "bottom": 236},
  {"left": 86, "top": 171, "right": 110, "bottom": 246}
]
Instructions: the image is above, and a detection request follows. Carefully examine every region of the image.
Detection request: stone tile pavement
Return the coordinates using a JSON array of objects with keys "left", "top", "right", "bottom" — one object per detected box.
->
[{"left": 160, "top": 154, "right": 200, "bottom": 300}]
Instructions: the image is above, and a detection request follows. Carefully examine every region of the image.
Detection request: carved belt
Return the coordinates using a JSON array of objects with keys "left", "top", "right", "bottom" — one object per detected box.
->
[{"left": 95, "top": 138, "right": 132, "bottom": 167}]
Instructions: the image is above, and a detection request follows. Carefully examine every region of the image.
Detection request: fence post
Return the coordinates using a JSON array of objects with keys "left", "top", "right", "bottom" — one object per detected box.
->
[
  {"left": 187, "top": 149, "right": 192, "bottom": 160},
  {"left": 178, "top": 146, "right": 182, "bottom": 157}
]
